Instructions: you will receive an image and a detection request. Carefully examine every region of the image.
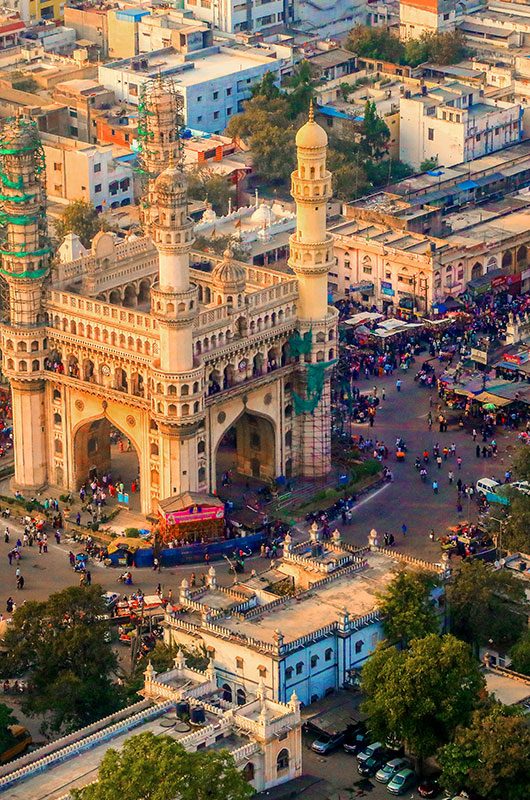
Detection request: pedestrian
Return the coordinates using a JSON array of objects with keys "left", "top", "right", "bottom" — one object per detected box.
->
[
  {"left": 429, "top": 529, "right": 435, "bottom": 541},
  {"left": 472, "top": 428, "right": 477, "bottom": 442},
  {"left": 401, "top": 523, "right": 407, "bottom": 536},
  {"left": 76, "top": 511, "right": 81, "bottom": 525},
  {"left": 476, "top": 444, "right": 481, "bottom": 458},
  {"left": 457, "top": 501, "right": 463, "bottom": 514},
  {"left": 6, "top": 597, "right": 14, "bottom": 613},
  {"left": 436, "top": 456, "right": 442, "bottom": 469},
  {"left": 16, "top": 574, "right": 24, "bottom": 590},
  {"left": 448, "top": 470, "right": 454, "bottom": 484},
  {"left": 396, "top": 379, "right": 402, "bottom": 392},
  {"left": 4, "top": 528, "right": 9, "bottom": 543},
  {"left": 432, "top": 480, "right": 439, "bottom": 494},
  {"left": 156, "top": 583, "right": 162, "bottom": 596},
  {"left": 382, "top": 388, "right": 386, "bottom": 401},
  {"left": 457, "top": 456, "right": 462, "bottom": 470},
  {"left": 85, "top": 570, "right": 91, "bottom": 586},
  {"left": 153, "top": 557, "right": 159, "bottom": 572}
]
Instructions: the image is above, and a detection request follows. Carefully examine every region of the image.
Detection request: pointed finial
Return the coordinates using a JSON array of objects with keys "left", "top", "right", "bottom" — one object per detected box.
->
[{"left": 309, "top": 98, "right": 314, "bottom": 123}]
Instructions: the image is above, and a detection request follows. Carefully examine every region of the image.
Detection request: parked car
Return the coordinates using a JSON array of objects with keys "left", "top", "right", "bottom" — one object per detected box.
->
[
  {"left": 387, "top": 768, "right": 416, "bottom": 795},
  {"left": 311, "top": 731, "right": 345, "bottom": 754},
  {"left": 375, "top": 758, "right": 409, "bottom": 784},
  {"left": 510, "top": 481, "right": 530, "bottom": 496},
  {"left": 475, "top": 477, "right": 500, "bottom": 496},
  {"left": 344, "top": 729, "right": 369, "bottom": 755},
  {"left": 417, "top": 779, "right": 441, "bottom": 798},
  {"left": 358, "top": 755, "right": 383, "bottom": 777},
  {"left": 357, "top": 742, "right": 385, "bottom": 764}
]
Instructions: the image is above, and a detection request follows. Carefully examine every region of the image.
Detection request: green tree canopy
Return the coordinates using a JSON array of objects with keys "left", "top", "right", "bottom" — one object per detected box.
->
[
  {"left": 286, "top": 60, "right": 317, "bottom": 118},
  {"left": 186, "top": 166, "right": 234, "bottom": 215},
  {"left": 446, "top": 560, "right": 528, "bottom": 653},
  {"left": 377, "top": 570, "right": 440, "bottom": 646},
  {"left": 420, "top": 157, "right": 439, "bottom": 172},
  {"left": 361, "top": 634, "right": 484, "bottom": 761},
  {"left": 1, "top": 585, "right": 122, "bottom": 734},
  {"left": 54, "top": 199, "right": 111, "bottom": 248},
  {"left": 0, "top": 703, "right": 18, "bottom": 753},
  {"left": 360, "top": 100, "right": 390, "bottom": 160},
  {"left": 438, "top": 703, "right": 530, "bottom": 800},
  {"left": 250, "top": 70, "right": 281, "bottom": 100},
  {"left": 71, "top": 732, "right": 253, "bottom": 800},
  {"left": 345, "top": 25, "right": 405, "bottom": 64},
  {"left": 509, "top": 630, "right": 530, "bottom": 676}
]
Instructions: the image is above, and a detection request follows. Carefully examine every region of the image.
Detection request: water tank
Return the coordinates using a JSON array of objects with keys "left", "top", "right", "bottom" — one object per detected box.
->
[
  {"left": 190, "top": 706, "right": 206, "bottom": 725},
  {"left": 176, "top": 701, "right": 190, "bottom": 718}
]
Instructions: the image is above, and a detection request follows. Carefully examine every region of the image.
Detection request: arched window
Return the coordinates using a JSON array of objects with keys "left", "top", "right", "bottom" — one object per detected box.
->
[
  {"left": 355, "top": 640, "right": 364, "bottom": 654},
  {"left": 17, "top": 341, "right": 27, "bottom": 352},
  {"left": 310, "top": 654, "right": 319, "bottom": 668},
  {"left": 181, "top": 403, "right": 190, "bottom": 416},
  {"left": 181, "top": 384, "right": 189, "bottom": 396},
  {"left": 222, "top": 683, "right": 232, "bottom": 703},
  {"left": 32, "top": 359, "right": 40, "bottom": 372},
  {"left": 150, "top": 443, "right": 159, "bottom": 456},
  {"left": 325, "top": 647, "right": 333, "bottom": 661},
  {"left": 54, "top": 439, "right": 63, "bottom": 454},
  {"left": 242, "top": 762, "right": 255, "bottom": 782},
  {"left": 236, "top": 688, "right": 246, "bottom": 706},
  {"left": 54, "top": 412, "right": 61, "bottom": 426},
  {"left": 276, "top": 749, "right": 290, "bottom": 773},
  {"left": 198, "top": 466, "right": 206, "bottom": 483},
  {"left": 285, "top": 666, "right": 293, "bottom": 679}
]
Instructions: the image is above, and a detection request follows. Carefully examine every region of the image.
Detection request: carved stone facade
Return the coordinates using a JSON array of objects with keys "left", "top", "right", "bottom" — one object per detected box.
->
[{"left": 0, "top": 86, "right": 337, "bottom": 514}]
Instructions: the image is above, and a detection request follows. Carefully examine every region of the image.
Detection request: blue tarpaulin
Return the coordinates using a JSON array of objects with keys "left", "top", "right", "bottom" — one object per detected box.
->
[{"left": 456, "top": 179, "right": 479, "bottom": 191}]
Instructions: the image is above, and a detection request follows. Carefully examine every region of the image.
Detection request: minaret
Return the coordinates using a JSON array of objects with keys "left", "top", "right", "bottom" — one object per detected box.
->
[
  {"left": 148, "top": 99, "right": 204, "bottom": 500},
  {"left": 288, "top": 104, "right": 337, "bottom": 477},
  {"left": 0, "top": 116, "right": 50, "bottom": 491}
]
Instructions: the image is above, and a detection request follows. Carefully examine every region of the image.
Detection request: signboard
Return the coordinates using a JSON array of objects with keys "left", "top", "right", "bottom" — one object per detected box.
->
[
  {"left": 491, "top": 276, "right": 507, "bottom": 289},
  {"left": 470, "top": 348, "right": 489, "bottom": 365},
  {"left": 504, "top": 352, "right": 528, "bottom": 365},
  {"left": 381, "top": 280, "right": 393, "bottom": 290},
  {"left": 165, "top": 506, "right": 225, "bottom": 526},
  {"left": 382, "top": 287, "right": 395, "bottom": 296},
  {"left": 350, "top": 282, "right": 374, "bottom": 292}
]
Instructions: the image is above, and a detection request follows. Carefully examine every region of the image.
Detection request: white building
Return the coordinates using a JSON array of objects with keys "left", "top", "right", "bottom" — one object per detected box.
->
[
  {"left": 399, "top": 82, "right": 522, "bottom": 170},
  {"left": 41, "top": 133, "right": 134, "bottom": 211},
  {"left": 399, "top": 0, "right": 474, "bottom": 40},
  {"left": 0, "top": 656, "right": 302, "bottom": 798},
  {"left": 98, "top": 45, "right": 284, "bottom": 134},
  {"left": 164, "top": 530, "right": 444, "bottom": 706},
  {"left": 184, "top": 0, "right": 291, "bottom": 34}
]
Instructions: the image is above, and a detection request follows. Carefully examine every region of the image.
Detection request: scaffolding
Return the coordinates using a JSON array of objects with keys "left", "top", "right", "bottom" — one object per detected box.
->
[{"left": 136, "top": 75, "right": 185, "bottom": 179}]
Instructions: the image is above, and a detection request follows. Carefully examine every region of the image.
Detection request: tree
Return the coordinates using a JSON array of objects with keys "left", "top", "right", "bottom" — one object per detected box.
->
[
  {"left": 1, "top": 585, "right": 123, "bottom": 734},
  {"left": 420, "top": 157, "right": 439, "bottom": 172},
  {"left": 186, "top": 167, "right": 234, "bottom": 215},
  {"left": 404, "top": 37, "right": 431, "bottom": 68},
  {"left": 509, "top": 630, "right": 530, "bottom": 676},
  {"left": 249, "top": 123, "right": 296, "bottom": 183},
  {"left": 286, "top": 60, "right": 317, "bottom": 118},
  {"left": 194, "top": 233, "right": 248, "bottom": 260},
  {"left": 446, "top": 560, "right": 528, "bottom": 654},
  {"left": 438, "top": 704, "right": 530, "bottom": 800},
  {"left": 54, "top": 199, "right": 110, "bottom": 248},
  {"left": 71, "top": 732, "right": 254, "bottom": 800},
  {"left": 345, "top": 25, "right": 405, "bottom": 64},
  {"left": 359, "top": 101, "right": 390, "bottom": 160},
  {"left": 250, "top": 70, "right": 280, "bottom": 100},
  {"left": 429, "top": 30, "right": 469, "bottom": 65},
  {"left": 0, "top": 703, "right": 18, "bottom": 753},
  {"left": 377, "top": 570, "right": 440, "bottom": 646},
  {"left": 361, "top": 634, "right": 484, "bottom": 764}
]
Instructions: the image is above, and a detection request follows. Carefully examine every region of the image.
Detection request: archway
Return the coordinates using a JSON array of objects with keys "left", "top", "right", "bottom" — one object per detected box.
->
[
  {"left": 215, "top": 411, "right": 276, "bottom": 493},
  {"left": 73, "top": 419, "right": 141, "bottom": 513}
]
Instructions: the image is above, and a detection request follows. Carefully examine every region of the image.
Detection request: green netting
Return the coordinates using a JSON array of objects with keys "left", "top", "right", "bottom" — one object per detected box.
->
[
  {"left": 0, "top": 191, "right": 35, "bottom": 203},
  {"left": 288, "top": 329, "right": 312, "bottom": 358},
  {"left": 0, "top": 245, "right": 51, "bottom": 257},
  {"left": 0, "top": 169, "right": 23, "bottom": 190},
  {"left": 0, "top": 265, "right": 48, "bottom": 279},
  {"left": 293, "top": 359, "right": 337, "bottom": 415},
  {"left": 0, "top": 212, "right": 38, "bottom": 225}
]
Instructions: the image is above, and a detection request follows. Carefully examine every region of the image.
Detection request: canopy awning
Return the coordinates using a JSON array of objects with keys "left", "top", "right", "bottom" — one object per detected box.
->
[{"left": 474, "top": 391, "right": 512, "bottom": 407}]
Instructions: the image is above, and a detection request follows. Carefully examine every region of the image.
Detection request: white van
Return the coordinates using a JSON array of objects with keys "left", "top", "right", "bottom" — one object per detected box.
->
[{"left": 476, "top": 477, "right": 500, "bottom": 496}]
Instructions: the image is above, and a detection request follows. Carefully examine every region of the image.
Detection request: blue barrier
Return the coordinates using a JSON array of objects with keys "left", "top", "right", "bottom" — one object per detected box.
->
[{"left": 107, "top": 530, "right": 268, "bottom": 568}]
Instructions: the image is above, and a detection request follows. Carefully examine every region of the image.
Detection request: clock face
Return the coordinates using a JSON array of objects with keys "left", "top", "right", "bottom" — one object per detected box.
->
[{"left": 101, "top": 364, "right": 111, "bottom": 376}]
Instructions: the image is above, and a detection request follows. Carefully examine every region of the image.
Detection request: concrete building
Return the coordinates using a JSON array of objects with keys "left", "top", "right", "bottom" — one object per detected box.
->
[
  {"left": 98, "top": 45, "right": 284, "bottom": 134},
  {"left": 64, "top": 2, "right": 109, "bottom": 58},
  {"left": 184, "top": 0, "right": 291, "bottom": 35},
  {"left": 0, "top": 79, "right": 336, "bottom": 511},
  {"left": 52, "top": 79, "right": 115, "bottom": 144},
  {"left": 400, "top": 0, "right": 473, "bottom": 40},
  {"left": 0, "top": 14, "right": 25, "bottom": 49},
  {"left": 41, "top": 132, "right": 133, "bottom": 210},
  {"left": 0, "top": 655, "right": 302, "bottom": 797},
  {"left": 164, "top": 531, "right": 444, "bottom": 705},
  {"left": 399, "top": 82, "right": 522, "bottom": 170},
  {"left": 107, "top": 7, "right": 212, "bottom": 61}
]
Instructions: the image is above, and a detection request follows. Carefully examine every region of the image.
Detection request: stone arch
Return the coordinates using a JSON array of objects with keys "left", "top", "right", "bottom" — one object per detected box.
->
[
  {"left": 109, "top": 289, "right": 121, "bottom": 305},
  {"left": 471, "top": 262, "right": 483, "bottom": 280},
  {"left": 123, "top": 284, "right": 137, "bottom": 307},
  {"left": 138, "top": 279, "right": 151, "bottom": 305},
  {"left": 517, "top": 245, "right": 527, "bottom": 270},
  {"left": 214, "top": 407, "right": 277, "bottom": 486},
  {"left": 502, "top": 250, "right": 513, "bottom": 270}
]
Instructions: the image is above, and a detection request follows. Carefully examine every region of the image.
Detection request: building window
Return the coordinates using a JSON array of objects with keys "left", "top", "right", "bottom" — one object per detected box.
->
[
  {"left": 94, "top": 163, "right": 101, "bottom": 173},
  {"left": 363, "top": 266, "right": 372, "bottom": 275},
  {"left": 276, "top": 749, "right": 290, "bottom": 773},
  {"left": 325, "top": 647, "right": 333, "bottom": 661},
  {"left": 197, "top": 95, "right": 202, "bottom": 102},
  {"left": 68, "top": 107, "right": 78, "bottom": 118},
  {"left": 53, "top": 162, "right": 62, "bottom": 171},
  {"left": 69, "top": 126, "right": 78, "bottom": 136},
  {"left": 428, "top": 128, "right": 434, "bottom": 141},
  {"left": 295, "top": 661, "right": 303, "bottom": 675},
  {"left": 355, "top": 640, "right": 364, "bottom": 654},
  {"left": 285, "top": 667, "right": 293, "bottom": 679},
  {"left": 227, "top": 87, "right": 232, "bottom": 96},
  {"left": 95, "top": 184, "right": 101, "bottom": 193},
  {"left": 236, "top": 657, "right": 244, "bottom": 669},
  {"left": 213, "top": 111, "right": 220, "bottom": 119},
  {"left": 258, "top": 666, "right": 267, "bottom": 678},
  {"left": 227, "top": 107, "right": 232, "bottom": 116},
  {"left": 310, "top": 655, "right": 319, "bottom": 668},
  {"left": 213, "top": 90, "right": 219, "bottom": 100}
]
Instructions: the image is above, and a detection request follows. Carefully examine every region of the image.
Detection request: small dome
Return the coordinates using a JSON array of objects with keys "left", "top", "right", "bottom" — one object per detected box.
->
[
  {"left": 295, "top": 102, "right": 327, "bottom": 149},
  {"left": 201, "top": 202, "right": 217, "bottom": 223},
  {"left": 154, "top": 164, "right": 186, "bottom": 193},
  {"left": 211, "top": 249, "right": 246, "bottom": 293},
  {"left": 251, "top": 202, "right": 276, "bottom": 226}
]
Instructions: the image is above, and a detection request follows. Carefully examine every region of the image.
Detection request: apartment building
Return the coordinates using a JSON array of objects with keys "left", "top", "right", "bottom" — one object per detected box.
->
[
  {"left": 183, "top": 0, "right": 291, "bottom": 35},
  {"left": 400, "top": 82, "right": 522, "bottom": 169},
  {"left": 399, "top": 0, "right": 472, "bottom": 40}
]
